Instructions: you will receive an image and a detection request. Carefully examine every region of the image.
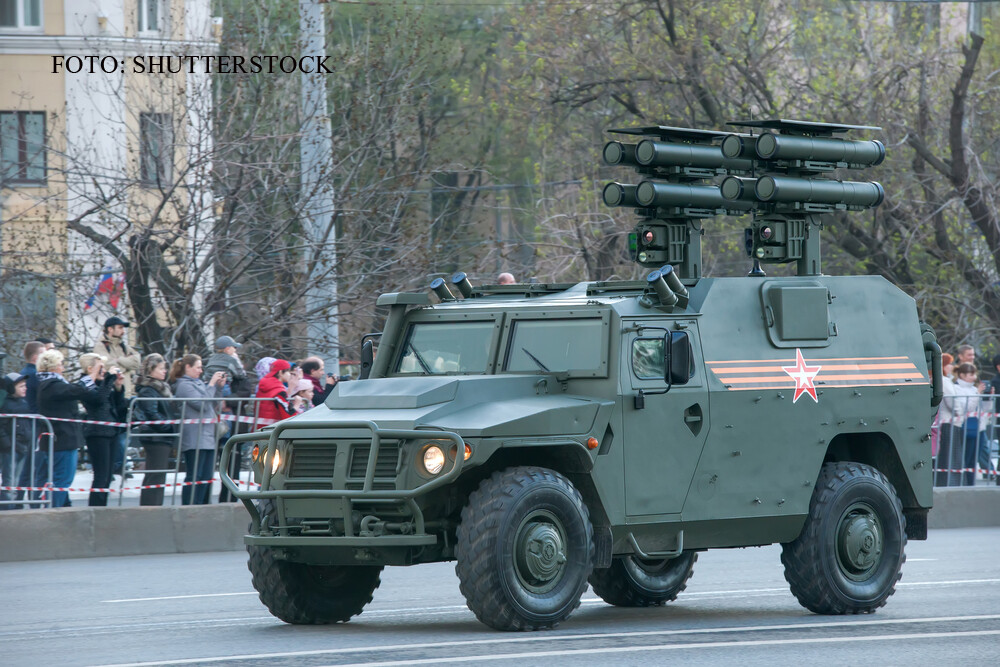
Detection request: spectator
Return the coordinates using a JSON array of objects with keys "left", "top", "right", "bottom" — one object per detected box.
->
[
  {"left": 133, "top": 354, "right": 176, "bottom": 506},
  {"left": 290, "top": 379, "right": 314, "bottom": 414},
  {"left": 75, "top": 354, "right": 126, "bottom": 506},
  {"left": 301, "top": 357, "right": 337, "bottom": 406},
  {"left": 1, "top": 372, "right": 32, "bottom": 510},
  {"left": 935, "top": 354, "right": 961, "bottom": 486},
  {"left": 255, "top": 359, "right": 298, "bottom": 428},
  {"left": 172, "top": 355, "right": 225, "bottom": 505},
  {"left": 956, "top": 344, "right": 975, "bottom": 367},
  {"left": 498, "top": 272, "right": 516, "bottom": 285},
  {"left": 93, "top": 317, "right": 142, "bottom": 394},
  {"left": 36, "top": 350, "right": 102, "bottom": 508},
  {"left": 953, "top": 363, "right": 984, "bottom": 486},
  {"left": 18, "top": 341, "right": 45, "bottom": 502},
  {"left": 36, "top": 337, "right": 55, "bottom": 350},
  {"left": 94, "top": 317, "right": 141, "bottom": 480},
  {"left": 252, "top": 357, "right": 277, "bottom": 396},
  {"left": 203, "top": 336, "right": 249, "bottom": 394},
  {"left": 289, "top": 362, "right": 304, "bottom": 390}
]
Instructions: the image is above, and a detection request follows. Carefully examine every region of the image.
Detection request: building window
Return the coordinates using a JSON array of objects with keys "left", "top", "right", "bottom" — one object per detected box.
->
[
  {"left": 0, "top": 0, "right": 42, "bottom": 30},
  {"left": 140, "top": 112, "right": 172, "bottom": 186},
  {"left": 0, "top": 111, "right": 46, "bottom": 185},
  {"left": 138, "top": 0, "right": 159, "bottom": 33}
]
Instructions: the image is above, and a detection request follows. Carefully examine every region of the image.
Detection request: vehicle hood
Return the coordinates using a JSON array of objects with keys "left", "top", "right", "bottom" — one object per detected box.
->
[{"left": 278, "top": 375, "right": 610, "bottom": 438}]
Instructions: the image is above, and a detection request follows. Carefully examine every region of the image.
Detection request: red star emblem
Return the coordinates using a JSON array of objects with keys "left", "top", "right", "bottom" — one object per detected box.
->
[{"left": 782, "top": 348, "right": 822, "bottom": 403}]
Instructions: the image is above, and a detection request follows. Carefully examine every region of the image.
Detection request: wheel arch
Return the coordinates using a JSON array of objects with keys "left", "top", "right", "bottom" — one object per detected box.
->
[
  {"left": 467, "top": 445, "right": 612, "bottom": 567},
  {"left": 823, "top": 432, "right": 927, "bottom": 540}
]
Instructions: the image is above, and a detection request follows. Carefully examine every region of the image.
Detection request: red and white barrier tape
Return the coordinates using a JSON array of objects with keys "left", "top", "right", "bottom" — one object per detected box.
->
[
  {"left": 931, "top": 466, "right": 998, "bottom": 475},
  {"left": 0, "top": 413, "right": 277, "bottom": 428},
  {"left": 1, "top": 479, "right": 261, "bottom": 493}
]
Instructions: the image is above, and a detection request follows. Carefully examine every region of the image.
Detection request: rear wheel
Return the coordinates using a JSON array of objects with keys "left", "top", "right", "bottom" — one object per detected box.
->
[
  {"left": 781, "top": 462, "right": 906, "bottom": 614},
  {"left": 247, "top": 501, "right": 382, "bottom": 624},
  {"left": 455, "top": 466, "right": 594, "bottom": 631},
  {"left": 589, "top": 551, "right": 697, "bottom": 607}
]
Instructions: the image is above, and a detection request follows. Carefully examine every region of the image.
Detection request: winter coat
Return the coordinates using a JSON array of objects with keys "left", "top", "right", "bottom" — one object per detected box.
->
[
  {"left": 21, "top": 364, "right": 39, "bottom": 413},
  {"left": 93, "top": 335, "right": 142, "bottom": 395},
  {"left": 254, "top": 375, "right": 296, "bottom": 428},
  {"left": 943, "top": 379, "right": 988, "bottom": 433},
  {"left": 37, "top": 376, "right": 102, "bottom": 452},
  {"left": 173, "top": 375, "right": 221, "bottom": 451},
  {"left": 309, "top": 375, "right": 335, "bottom": 407},
  {"left": 74, "top": 376, "right": 126, "bottom": 439},
  {"left": 132, "top": 383, "right": 177, "bottom": 447},
  {"left": 0, "top": 395, "right": 34, "bottom": 455}
]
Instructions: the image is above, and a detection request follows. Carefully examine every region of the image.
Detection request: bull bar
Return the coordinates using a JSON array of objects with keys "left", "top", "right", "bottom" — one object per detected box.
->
[{"left": 218, "top": 420, "right": 465, "bottom": 545}]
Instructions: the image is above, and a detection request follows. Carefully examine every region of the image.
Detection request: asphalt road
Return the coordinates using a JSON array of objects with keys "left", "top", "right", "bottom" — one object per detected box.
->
[{"left": 1, "top": 528, "right": 997, "bottom": 666}]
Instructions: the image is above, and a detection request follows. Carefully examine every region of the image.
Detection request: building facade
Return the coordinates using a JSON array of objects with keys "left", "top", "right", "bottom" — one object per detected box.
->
[{"left": 0, "top": 0, "right": 217, "bottom": 363}]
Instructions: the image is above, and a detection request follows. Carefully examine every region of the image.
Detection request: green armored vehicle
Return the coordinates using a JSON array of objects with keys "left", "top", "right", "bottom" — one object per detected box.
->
[{"left": 221, "top": 119, "right": 942, "bottom": 631}]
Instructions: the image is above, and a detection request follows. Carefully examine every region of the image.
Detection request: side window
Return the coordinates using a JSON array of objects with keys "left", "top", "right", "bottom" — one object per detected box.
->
[{"left": 631, "top": 338, "right": 664, "bottom": 379}]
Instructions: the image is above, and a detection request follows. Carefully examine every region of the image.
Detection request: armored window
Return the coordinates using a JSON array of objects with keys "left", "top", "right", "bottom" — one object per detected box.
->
[
  {"left": 396, "top": 321, "right": 494, "bottom": 375},
  {"left": 140, "top": 112, "right": 172, "bottom": 186},
  {"left": 0, "top": 0, "right": 42, "bottom": 29},
  {"left": 632, "top": 338, "right": 664, "bottom": 379},
  {"left": 0, "top": 111, "right": 46, "bottom": 184},
  {"left": 504, "top": 318, "right": 604, "bottom": 374}
]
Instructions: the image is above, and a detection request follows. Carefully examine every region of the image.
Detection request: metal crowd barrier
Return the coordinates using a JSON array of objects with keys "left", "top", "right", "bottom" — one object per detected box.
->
[
  {"left": 0, "top": 414, "right": 56, "bottom": 510},
  {"left": 116, "top": 396, "right": 276, "bottom": 506},
  {"left": 932, "top": 391, "right": 1000, "bottom": 487}
]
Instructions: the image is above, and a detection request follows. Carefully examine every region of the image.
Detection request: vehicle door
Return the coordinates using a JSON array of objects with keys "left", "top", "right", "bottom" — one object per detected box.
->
[{"left": 621, "top": 318, "right": 710, "bottom": 517}]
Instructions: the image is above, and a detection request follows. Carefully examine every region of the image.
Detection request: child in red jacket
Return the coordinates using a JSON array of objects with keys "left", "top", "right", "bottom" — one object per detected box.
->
[{"left": 254, "top": 359, "right": 297, "bottom": 428}]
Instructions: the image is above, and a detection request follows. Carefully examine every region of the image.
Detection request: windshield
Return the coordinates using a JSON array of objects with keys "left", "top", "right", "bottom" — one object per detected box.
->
[
  {"left": 396, "top": 321, "right": 494, "bottom": 375},
  {"left": 504, "top": 318, "right": 604, "bottom": 373}
]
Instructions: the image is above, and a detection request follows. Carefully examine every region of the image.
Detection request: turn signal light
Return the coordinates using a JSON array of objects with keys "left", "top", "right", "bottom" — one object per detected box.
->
[{"left": 587, "top": 437, "right": 599, "bottom": 450}]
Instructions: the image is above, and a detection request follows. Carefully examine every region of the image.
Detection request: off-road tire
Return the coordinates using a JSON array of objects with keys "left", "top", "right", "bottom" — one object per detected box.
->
[
  {"left": 589, "top": 551, "right": 697, "bottom": 607},
  {"left": 455, "top": 466, "right": 594, "bottom": 631},
  {"left": 781, "top": 462, "right": 906, "bottom": 615},
  {"left": 247, "top": 501, "right": 382, "bottom": 624}
]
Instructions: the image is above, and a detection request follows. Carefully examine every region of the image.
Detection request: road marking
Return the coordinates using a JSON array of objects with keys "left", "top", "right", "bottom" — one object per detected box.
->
[
  {"left": 320, "top": 630, "right": 1000, "bottom": 666},
  {"left": 101, "top": 577, "right": 998, "bottom": 605},
  {"left": 105, "top": 592, "right": 258, "bottom": 603},
  {"left": 90, "top": 614, "right": 1000, "bottom": 667}
]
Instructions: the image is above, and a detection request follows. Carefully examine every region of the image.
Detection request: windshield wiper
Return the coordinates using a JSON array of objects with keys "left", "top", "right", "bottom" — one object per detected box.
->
[
  {"left": 521, "top": 347, "right": 550, "bottom": 372},
  {"left": 408, "top": 343, "right": 433, "bottom": 374}
]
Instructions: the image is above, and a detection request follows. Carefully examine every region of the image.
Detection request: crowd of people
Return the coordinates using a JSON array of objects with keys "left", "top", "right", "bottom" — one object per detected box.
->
[
  {"left": 0, "top": 317, "right": 343, "bottom": 510},
  {"left": 933, "top": 344, "right": 1000, "bottom": 487}
]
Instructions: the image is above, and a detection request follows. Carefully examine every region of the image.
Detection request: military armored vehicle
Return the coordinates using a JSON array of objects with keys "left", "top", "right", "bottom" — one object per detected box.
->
[{"left": 220, "top": 119, "right": 942, "bottom": 631}]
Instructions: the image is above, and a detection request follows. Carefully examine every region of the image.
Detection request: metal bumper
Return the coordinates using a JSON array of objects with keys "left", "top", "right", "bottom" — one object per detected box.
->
[{"left": 218, "top": 419, "right": 464, "bottom": 541}]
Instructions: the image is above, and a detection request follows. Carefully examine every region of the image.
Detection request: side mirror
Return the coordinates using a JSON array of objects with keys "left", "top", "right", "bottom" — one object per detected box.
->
[
  {"left": 664, "top": 331, "right": 690, "bottom": 386},
  {"left": 360, "top": 340, "right": 374, "bottom": 380}
]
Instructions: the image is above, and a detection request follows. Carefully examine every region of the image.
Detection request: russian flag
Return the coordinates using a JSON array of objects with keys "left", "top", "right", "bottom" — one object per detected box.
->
[{"left": 84, "top": 268, "right": 114, "bottom": 310}]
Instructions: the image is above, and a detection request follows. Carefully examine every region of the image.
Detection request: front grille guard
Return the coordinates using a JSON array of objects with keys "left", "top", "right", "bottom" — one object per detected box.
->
[{"left": 219, "top": 420, "right": 464, "bottom": 535}]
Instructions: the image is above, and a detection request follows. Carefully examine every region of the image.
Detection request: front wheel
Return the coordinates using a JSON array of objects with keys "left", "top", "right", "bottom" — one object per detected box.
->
[
  {"left": 455, "top": 466, "right": 594, "bottom": 631},
  {"left": 589, "top": 551, "right": 697, "bottom": 607},
  {"left": 247, "top": 501, "right": 382, "bottom": 624},
  {"left": 781, "top": 462, "right": 906, "bottom": 614}
]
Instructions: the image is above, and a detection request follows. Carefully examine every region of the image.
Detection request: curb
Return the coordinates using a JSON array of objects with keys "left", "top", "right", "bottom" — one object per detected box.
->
[
  {"left": 927, "top": 486, "right": 1000, "bottom": 529},
  {"left": 0, "top": 503, "right": 249, "bottom": 562},
  {"left": 1, "top": 488, "right": 997, "bottom": 563}
]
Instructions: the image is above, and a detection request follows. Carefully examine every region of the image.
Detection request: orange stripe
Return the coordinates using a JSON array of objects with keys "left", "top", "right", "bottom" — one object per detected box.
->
[
  {"left": 727, "top": 382, "right": 930, "bottom": 391},
  {"left": 707, "top": 356, "right": 910, "bottom": 365},
  {"left": 725, "top": 381, "right": 929, "bottom": 391},
  {"left": 717, "top": 372, "right": 925, "bottom": 384},
  {"left": 714, "top": 363, "right": 917, "bottom": 374}
]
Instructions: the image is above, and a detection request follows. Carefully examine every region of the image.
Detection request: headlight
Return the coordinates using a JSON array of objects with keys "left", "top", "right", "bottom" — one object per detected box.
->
[
  {"left": 251, "top": 445, "right": 282, "bottom": 474},
  {"left": 422, "top": 445, "right": 446, "bottom": 475}
]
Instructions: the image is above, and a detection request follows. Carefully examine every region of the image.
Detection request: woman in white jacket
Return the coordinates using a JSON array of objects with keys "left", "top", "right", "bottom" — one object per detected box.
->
[
  {"left": 934, "top": 354, "right": 960, "bottom": 486},
  {"left": 952, "top": 363, "right": 985, "bottom": 486}
]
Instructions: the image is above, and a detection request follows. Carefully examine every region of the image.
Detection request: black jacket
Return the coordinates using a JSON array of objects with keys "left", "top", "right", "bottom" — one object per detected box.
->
[
  {"left": 132, "top": 384, "right": 177, "bottom": 446},
  {"left": 37, "top": 377, "right": 102, "bottom": 452},
  {"left": 74, "top": 377, "right": 126, "bottom": 439},
  {"left": 0, "top": 395, "right": 34, "bottom": 455}
]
